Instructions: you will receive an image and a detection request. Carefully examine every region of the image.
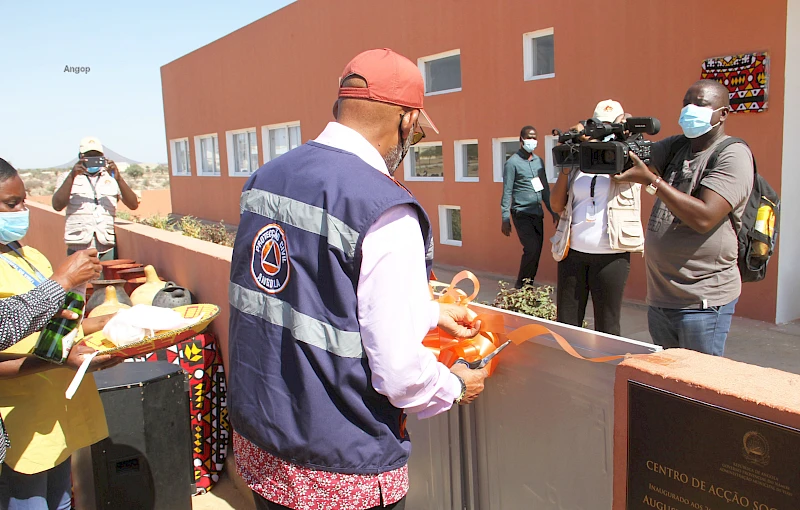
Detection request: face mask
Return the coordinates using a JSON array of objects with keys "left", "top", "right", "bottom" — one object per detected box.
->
[
  {"left": 522, "top": 139, "right": 538, "bottom": 152},
  {"left": 679, "top": 104, "right": 725, "bottom": 139},
  {"left": 86, "top": 166, "right": 102, "bottom": 174},
  {"left": 0, "top": 209, "right": 30, "bottom": 244}
]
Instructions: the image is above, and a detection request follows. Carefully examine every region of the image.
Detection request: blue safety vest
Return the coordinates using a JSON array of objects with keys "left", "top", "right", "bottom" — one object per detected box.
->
[{"left": 228, "top": 141, "right": 432, "bottom": 474}]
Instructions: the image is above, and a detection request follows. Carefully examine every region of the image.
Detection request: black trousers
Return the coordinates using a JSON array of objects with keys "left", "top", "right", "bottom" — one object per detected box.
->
[
  {"left": 556, "top": 249, "right": 630, "bottom": 336},
  {"left": 511, "top": 212, "right": 544, "bottom": 288},
  {"left": 253, "top": 492, "right": 406, "bottom": 510}
]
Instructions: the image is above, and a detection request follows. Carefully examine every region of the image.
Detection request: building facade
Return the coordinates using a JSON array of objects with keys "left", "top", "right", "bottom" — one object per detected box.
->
[{"left": 162, "top": 0, "right": 800, "bottom": 324}]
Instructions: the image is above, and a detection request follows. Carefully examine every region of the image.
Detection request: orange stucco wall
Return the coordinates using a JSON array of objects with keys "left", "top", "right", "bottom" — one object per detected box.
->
[{"left": 162, "top": 0, "right": 787, "bottom": 322}]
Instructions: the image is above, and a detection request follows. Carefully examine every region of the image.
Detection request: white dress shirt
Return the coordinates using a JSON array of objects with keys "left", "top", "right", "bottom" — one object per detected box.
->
[{"left": 314, "top": 122, "right": 461, "bottom": 419}]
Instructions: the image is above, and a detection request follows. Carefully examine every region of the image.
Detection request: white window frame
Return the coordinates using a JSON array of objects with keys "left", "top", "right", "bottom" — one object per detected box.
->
[
  {"left": 523, "top": 28, "right": 555, "bottom": 81},
  {"left": 226, "top": 128, "right": 259, "bottom": 177},
  {"left": 418, "top": 49, "right": 462, "bottom": 96},
  {"left": 543, "top": 135, "right": 559, "bottom": 183},
  {"left": 169, "top": 138, "right": 191, "bottom": 177},
  {"left": 403, "top": 141, "right": 445, "bottom": 182},
  {"left": 493, "top": 137, "right": 520, "bottom": 183},
  {"left": 454, "top": 139, "right": 479, "bottom": 183},
  {"left": 262, "top": 122, "right": 302, "bottom": 164},
  {"left": 438, "top": 205, "right": 462, "bottom": 247},
  {"left": 194, "top": 133, "right": 220, "bottom": 176}
]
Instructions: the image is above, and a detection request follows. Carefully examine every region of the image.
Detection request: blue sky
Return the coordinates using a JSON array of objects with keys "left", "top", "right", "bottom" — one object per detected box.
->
[{"left": 0, "top": 0, "right": 295, "bottom": 169}]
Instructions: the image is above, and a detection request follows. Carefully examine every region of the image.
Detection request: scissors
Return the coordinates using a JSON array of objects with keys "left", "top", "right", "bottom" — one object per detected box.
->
[{"left": 453, "top": 340, "right": 512, "bottom": 370}]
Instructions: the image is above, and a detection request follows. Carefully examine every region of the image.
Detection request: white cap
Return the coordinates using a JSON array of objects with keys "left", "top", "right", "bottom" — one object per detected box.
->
[
  {"left": 79, "top": 136, "right": 103, "bottom": 154},
  {"left": 593, "top": 100, "right": 624, "bottom": 122}
]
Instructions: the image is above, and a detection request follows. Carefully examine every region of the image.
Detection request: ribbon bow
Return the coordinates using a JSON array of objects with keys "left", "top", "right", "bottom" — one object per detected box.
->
[{"left": 424, "top": 271, "right": 625, "bottom": 375}]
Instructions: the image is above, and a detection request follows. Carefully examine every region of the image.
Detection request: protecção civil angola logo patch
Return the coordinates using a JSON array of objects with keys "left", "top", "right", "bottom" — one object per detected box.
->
[{"left": 251, "top": 224, "right": 290, "bottom": 294}]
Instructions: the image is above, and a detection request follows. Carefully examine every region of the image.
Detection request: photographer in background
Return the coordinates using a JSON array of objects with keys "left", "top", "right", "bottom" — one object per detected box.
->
[
  {"left": 52, "top": 137, "right": 139, "bottom": 260},
  {"left": 613, "top": 80, "right": 754, "bottom": 356},
  {"left": 549, "top": 100, "right": 644, "bottom": 336},
  {"left": 501, "top": 125, "right": 559, "bottom": 289}
]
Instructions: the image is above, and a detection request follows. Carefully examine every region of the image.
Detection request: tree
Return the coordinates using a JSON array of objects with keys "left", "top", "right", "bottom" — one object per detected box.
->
[{"left": 126, "top": 164, "right": 144, "bottom": 179}]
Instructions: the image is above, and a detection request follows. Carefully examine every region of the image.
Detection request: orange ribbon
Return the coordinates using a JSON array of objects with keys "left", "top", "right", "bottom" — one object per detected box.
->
[{"left": 425, "top": 271, "right": 625, "bottom": 375}]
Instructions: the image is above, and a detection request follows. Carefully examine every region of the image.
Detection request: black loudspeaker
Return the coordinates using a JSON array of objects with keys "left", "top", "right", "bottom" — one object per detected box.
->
[{"left": 72, "top": 361, "right": 194, "bottom": 510}]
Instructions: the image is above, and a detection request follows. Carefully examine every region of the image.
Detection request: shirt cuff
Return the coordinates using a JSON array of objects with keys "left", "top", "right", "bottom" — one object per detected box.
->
[
  {"left": 427, "top": 300, "right": 440, "bottom": 331},
  {"left": 40, "top": 279, "right": 67, "bottom": 303}
]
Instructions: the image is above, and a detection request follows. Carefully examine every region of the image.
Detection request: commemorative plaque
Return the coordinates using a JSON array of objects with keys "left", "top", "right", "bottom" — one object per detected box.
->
[{"left": 627, "top": 381, "right": 800, "bottom": 510}]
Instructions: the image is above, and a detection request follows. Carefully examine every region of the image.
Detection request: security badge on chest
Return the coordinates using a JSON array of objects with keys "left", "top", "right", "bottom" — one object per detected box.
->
[{"left": 250, "top": 224, "right": 290, "bottom": 294}]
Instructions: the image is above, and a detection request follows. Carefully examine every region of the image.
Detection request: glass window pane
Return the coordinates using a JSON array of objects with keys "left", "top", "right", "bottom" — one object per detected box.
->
[
  {"left": 413, "top": 145, "right": 443, "bottom": 177},
  {"left": 448, "top": 209, "right": 462, "bottom": 241},
  {"left": 213, "top": 137, "right": 220, "bottom": 173},
  {"left": 175, "top": 141, "right": 187, "bottom": 174},
  {"left": 269, "top": 127, "right": 289, "bottom": 160},
  {"left": 532, "top": 35, "right": 555, "bottom": 76},
  {"left": 465, "top": 144, "right": 479, "bottom": 178},
  {"left": 249, "top": 131, "right": 259, "bottom": 171},
  {"left": 425, "top": 54, "right": 461, "bottom": 93},
  {"left": 502, "top": 141, "right": 519, "bottom": 163},
  {"left": 289, "top": 126, "right": 301, "bottom": 149},
  {"left": 235, "top": 133, "right": 249, "bottom": 173},
  {"left": 201, "top": 138, "right": 213, "bottom": 173}
]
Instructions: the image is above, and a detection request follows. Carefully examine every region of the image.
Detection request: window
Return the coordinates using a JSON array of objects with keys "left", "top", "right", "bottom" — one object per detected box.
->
[
  {"left": 194, "top": 134, "right": 220, "bottom": 176},
  {"left": 170, "top": 138, "right": 190, "bottom": 176},
  {"left": 439, "top": 205, "right": 462, "bottom": 247},
  {"left": 523, "top": 28, "right": 555, "bottom": 81},
  {"left": 404, "top": 142, "right": 444, "bottom": 182},
  {"left": 492, "top": 137, "right": 520, "bottom": 182},
  {"left": 454, "top": 140, "right": 479, "bottom": 182},
  {"left": 226, "top": 128, "right": 259, "bottom": 176},
  {"left": 262, "top": 122, "right": 301, "bottom": 163},
  {"left": 419, "top": 50, "right": 462, "bottom": 95},
  {"left": 543, "top": 135, "right": 559, "bottom": 183}
]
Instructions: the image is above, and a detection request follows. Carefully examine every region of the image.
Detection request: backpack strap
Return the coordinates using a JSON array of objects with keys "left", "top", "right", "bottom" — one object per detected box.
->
[
  {"left": 661, "top": 135, "right": 690, "bottom": 182},
  {"left": 695, "top": 137, "right": 754, "bottom": 233}
]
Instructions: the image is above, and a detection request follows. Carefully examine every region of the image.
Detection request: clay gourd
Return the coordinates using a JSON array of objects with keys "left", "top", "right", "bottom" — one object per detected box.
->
[
  {"left": 130, "top": 265, "right": 167, "bottom": 306},
  {"left": 88, "top": 285, "right": 131, "bottom": 318}
]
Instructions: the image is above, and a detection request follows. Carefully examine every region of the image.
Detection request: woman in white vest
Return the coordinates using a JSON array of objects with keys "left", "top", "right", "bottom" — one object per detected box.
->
[
  {"left": 549, "top": 100, "right": 644, "bottom": 336},
  {"left": 52, "top": 137, "right": 140, "bottom": 260}
]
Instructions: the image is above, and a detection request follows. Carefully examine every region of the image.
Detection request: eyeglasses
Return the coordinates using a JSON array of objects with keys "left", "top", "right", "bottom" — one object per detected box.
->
[{"left": 400, "top": 113, "right": 426, "bottom": 145}]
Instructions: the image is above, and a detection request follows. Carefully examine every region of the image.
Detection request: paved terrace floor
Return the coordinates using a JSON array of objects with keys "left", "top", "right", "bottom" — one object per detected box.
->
[{"left": 192, "top": 264, "right": 800, "bottom": 510}]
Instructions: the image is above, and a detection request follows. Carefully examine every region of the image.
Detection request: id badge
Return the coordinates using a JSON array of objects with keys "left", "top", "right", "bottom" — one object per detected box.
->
[
  {"left": 586, "top": 202, "right": 598, "bottom": 222},
  {"left": 531, "top": 176, "right": 544, "bottom": 192}
]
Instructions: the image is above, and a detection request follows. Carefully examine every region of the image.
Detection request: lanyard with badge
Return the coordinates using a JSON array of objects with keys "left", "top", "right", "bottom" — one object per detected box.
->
[
  {"left": 0, "top": 242, "right": 47, "bottom": 287},
  {"left": 586, "top": 175, "right": 599, "bottom": 222},
  {"left": 529, "top": 160, "right": 545, "bottom": 193}
]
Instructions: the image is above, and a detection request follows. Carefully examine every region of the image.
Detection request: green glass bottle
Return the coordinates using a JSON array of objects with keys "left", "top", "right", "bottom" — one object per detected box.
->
[{"left": 33, "top": 291, "right": 85, "bottom": 364}]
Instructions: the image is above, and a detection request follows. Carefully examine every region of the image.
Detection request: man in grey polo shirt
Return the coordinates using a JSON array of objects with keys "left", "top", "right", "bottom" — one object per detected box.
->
[
  {"left": 614, "top": 79, "right": 754, "bottom": 356},
  {"left": 52, "top": 137, "right": 139, "bottom": 260}
]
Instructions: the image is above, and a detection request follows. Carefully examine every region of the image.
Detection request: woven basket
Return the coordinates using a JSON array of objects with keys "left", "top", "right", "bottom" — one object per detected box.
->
[{"left": 80, "top": 303, "right": 220, "bottom": 358}]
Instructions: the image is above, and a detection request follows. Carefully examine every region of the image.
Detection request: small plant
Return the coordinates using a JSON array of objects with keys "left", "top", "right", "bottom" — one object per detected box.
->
[
  {"left": 116, "top": 211, "right": 133, "bottom": 221},
  {"left": 139, "top": 214, "right": 175, "bottom": 231},
  {"left": 491, "top": 280, "right": 557, "bottom": 321}
]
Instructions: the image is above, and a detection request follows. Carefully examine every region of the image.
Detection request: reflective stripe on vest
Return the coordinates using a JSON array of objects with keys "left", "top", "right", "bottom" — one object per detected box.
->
[
  {"left": 229, "top": 281, "right": 364, "bottom": 359},
  {"left": 240, "top": 189, "right": 360, "bottom": 258}
]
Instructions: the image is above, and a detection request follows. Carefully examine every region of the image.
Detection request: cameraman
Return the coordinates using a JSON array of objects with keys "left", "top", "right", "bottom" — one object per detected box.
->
[
  {"left": 549, "top": 100, "right": 644, "bottom": 336},
  {"left": 613, "top": 80, "right": 754, "bottom": 356},
  {"left": 52, "top": 137, "right": 139, "bottom": 261}
]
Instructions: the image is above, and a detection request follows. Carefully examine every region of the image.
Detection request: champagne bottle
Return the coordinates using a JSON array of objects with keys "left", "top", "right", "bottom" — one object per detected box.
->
[{"left": 33, "top": 290, "right": 85, "bottom": 364}]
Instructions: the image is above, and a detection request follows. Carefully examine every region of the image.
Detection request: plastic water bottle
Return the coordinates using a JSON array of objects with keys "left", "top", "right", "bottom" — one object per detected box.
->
[{"left": 33, "top": 287, "right": 86, "bottom": 364}]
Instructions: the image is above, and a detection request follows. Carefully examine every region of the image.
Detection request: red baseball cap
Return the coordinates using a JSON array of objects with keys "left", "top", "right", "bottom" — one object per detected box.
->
[{"left": 338, "top": 48, "right": 439, "bottom": 134}]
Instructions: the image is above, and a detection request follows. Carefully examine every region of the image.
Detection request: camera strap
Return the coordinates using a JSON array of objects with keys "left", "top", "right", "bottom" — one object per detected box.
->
[
  {"left": 589, "top": 175, "right": 598, "bottom": 205},
  {"left": 84, "top": 174, "right": 100, "bottom": 205}
]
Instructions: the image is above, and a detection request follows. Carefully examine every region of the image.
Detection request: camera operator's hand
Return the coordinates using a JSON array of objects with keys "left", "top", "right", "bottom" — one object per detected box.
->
[
  {"left": 107, "top": 159, "right": 120, "bottom": 181},
  {"left": 501, "top": 219, "right": 512, "bottom": 237},
  {"left": 550, "top": 211, "right": 560, "bottom": 226},
  {"left": 450, "top": 363, "right": 488, "bottom": 405},
  {"left": 71, "top": 160, "right": 88, "bottom": 178},
  {"left": 571, "top": 122, "right": 590, "bottom": 142},
  {"left": 613, "top": 152, "right": 657, "bottom": 186},
  {"left": 50, "top": 248, "right": 102, "bottom": 291}
]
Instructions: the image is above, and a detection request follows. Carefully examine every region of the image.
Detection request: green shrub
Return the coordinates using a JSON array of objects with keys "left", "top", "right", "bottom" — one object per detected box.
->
[{"left": 491, "top": 280, "right": 557, "bottom": 321}]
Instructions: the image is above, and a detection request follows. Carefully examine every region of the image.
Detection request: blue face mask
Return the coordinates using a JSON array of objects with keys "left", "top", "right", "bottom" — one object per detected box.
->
[
  {"left": 679, "top": 104, "right": 725, "bottom": 139},
  {"left": 86, "top": 166, "right": 102, "bottom": 174},
  {"left": 522, "top": 139, "right": 538, "bottom": 152},
  {"left": 0, "top": 210, "right": 30, "bottom": 244}
]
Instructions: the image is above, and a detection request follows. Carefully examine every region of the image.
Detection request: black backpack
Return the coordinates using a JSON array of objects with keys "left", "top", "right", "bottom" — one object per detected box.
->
[{"left": 665, "top": 136, "right": 780, "bottom": 283}]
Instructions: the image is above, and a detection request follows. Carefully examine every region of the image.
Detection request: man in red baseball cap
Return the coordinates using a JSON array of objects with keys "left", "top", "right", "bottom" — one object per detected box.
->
[{"left": 229, "top": 48, "right": 488, "bottom": 510}]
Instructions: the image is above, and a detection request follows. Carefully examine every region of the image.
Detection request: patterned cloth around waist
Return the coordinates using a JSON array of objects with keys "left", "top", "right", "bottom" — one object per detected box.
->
[{"left": 233, "top": 432, "right": 408, "bottom": 510}]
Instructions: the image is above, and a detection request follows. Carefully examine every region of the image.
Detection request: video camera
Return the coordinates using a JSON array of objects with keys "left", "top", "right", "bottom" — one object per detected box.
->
[{"left": 552, "top": 117, "right": 661, "bottom": 174}]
